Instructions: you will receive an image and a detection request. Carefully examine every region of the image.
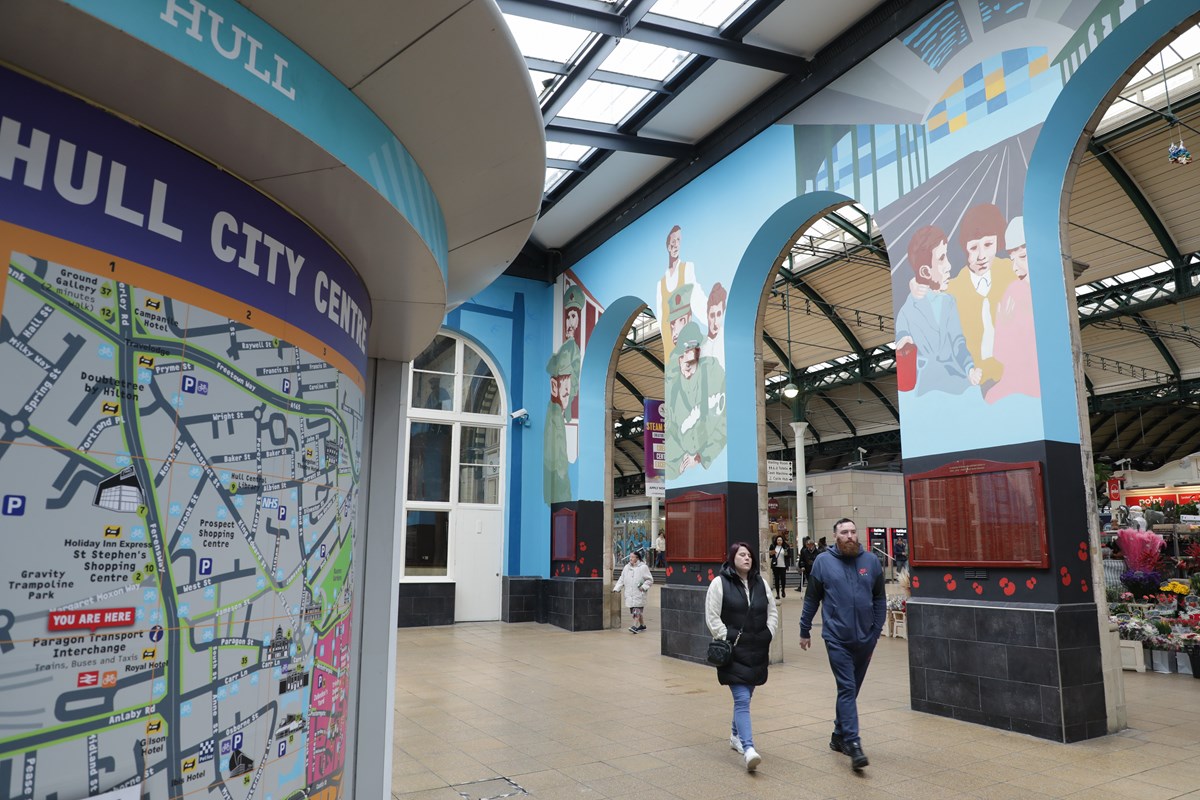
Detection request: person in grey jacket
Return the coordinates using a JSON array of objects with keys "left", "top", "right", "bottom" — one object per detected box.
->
[{"left": 798, "top": 518, "right": 886, "bottom": 771}]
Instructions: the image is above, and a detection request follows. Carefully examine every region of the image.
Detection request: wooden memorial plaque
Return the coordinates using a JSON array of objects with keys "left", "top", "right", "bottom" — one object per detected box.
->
[
  {"left": 906, "top": 460, "right": 1048, "bottom": 568},
  {"left": 665, "top": 491, "right": 726, "bottom": 562}
]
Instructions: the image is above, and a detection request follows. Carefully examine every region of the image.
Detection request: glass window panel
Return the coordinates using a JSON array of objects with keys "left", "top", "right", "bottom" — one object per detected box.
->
[
  {"left": 413, "top": 372, "right": 453, "bottom": 411},
  {"left": 404, "top": 510, "right": 448, "bottom": 576},
  {"left": 408, "top": 422, "right": 452, "bottom": 501},
  {"left": 600, "top": 39, "right": 689, "bottom": 80},
  {"left": 544, "top": 167, "right": 570, "bottom": 193},
  {"left": 559, "top": 81, "right": 651, "bottom": 124},
  {"left": 546, "top": 141, "right": 593, "bottom": 162},
  {"left": 460, "top": 425, "right": 502, "bottom": 465},
  {"left": 464, "top": 376, "right": 501, "bottom": 415},
  {"left": 413, "top": 334, "right": 455, "bottom": 373},
  {"left": 459, "top": 466, "right": 500, "bottom": 505},
  {"left": 650, "top": 0, "right": 750, "bottom": 27},
  {"left": 503, "top": 15, "right": 592, "bottom": 62},
  {"left": 462, "top": 346, "right": 495, "bottom": 380}
]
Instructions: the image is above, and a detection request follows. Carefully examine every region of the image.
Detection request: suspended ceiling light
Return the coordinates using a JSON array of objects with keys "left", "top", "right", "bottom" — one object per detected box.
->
[{"left": 783, "top": 382, "right": 799, "bottom": 399}]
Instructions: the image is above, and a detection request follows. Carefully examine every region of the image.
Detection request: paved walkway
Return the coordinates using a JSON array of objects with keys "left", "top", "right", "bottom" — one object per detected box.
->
[{"left": 392, "top": 590, "right": 1200, "bottom": 800}]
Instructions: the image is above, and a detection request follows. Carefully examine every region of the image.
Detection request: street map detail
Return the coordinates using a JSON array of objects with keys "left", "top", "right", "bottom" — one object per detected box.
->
[{"left": 0, "top": 243, "right": 362, "bottom": 800}]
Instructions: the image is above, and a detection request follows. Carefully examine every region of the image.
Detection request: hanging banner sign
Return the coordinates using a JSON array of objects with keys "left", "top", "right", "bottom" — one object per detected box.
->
[
  {"left": 1107, "top": 478, "right": 1122, "bottom": 502},
  {"left": 644, "top": 399, "right": 665, "bottom": 497}
]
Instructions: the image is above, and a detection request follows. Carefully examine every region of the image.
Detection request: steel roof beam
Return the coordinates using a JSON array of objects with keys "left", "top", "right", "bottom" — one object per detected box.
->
[
  {"left": 1086, "top": 142, "right": 1185, "bottom": 267},
  {"left": 1136, "top": 407, "right": 1189, "bottom": 457},
  {"left": 819, "top": 394, "right": 856, "bottom": 437},
  {"left": 614, "top": 371, "right": 645, "bottom": 405},
  {"left": 1167, "top": 415, "right": 1200, "bottom": 461},
  {"left": 545, "top": 122, "right": 694, "bottom": 158},
  {"left": 1132, "top": 313, "right": 1181, "bottom": 379},
  {"left": 630, "top": 18, "right": 808, "bottom": 73}
]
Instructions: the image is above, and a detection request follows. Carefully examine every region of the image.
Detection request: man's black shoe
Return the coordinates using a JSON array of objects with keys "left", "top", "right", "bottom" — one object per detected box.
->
[
  {"left": 829, "top": 733, "right": 844, "bottom": 753},
  {"left": 843, "top": 740, "right": 869, "bottom": 770}
]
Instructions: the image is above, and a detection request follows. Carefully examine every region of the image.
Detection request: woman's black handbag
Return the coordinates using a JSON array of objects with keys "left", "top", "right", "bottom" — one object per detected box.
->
[{"left": 706, "top": 630, "right": 741, "bottom": 666}]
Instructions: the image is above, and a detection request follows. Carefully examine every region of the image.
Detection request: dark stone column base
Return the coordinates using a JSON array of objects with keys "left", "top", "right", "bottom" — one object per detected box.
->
[
  {"left": 660, "top": 585, "right": 712, "bottom": 664},
  {"left": 396, "top": 583, "right": 454, "bottom": 627},
  {"left": 908, "top": 599, "right": 1107, "bottom": 742},
  {"left": 547, "top": 577, "right": 603, "bottom": 631},
  {"left": 502, "top": 576, "right": 543, "bottom": 623}
]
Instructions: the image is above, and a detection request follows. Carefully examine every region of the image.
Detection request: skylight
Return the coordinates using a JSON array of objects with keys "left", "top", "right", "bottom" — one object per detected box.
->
[
  {"left": 650, "top": 0, "right": 752, "bottom": 27},
  {"left": 503, "top": 15, "right": 592, "bottom": 62},
  {"left": 1098, "top": 23, "right": 1200, "bottom": 131},
  {"left": 601, "top": 39, "right": 689, "bottom": 81},
  {"left": 559, "top": 81, "right": 653, "bottom": 124},
  {"left": 546, "top": 141, "right": 594, "bottom": 162}
]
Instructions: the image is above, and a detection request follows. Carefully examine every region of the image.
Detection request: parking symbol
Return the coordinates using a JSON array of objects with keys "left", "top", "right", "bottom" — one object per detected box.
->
[
  {"left": 282, "top": 378, "right": 291, "bottom": 395},
  {"left": 182, "top": 375, "right": 197, "bottom": 394},
  {"left": 278, "top": 740, "right": 287, "bottom": 757},
  {"left": 278, "top": 506, "right": 287, "bottom": 521},
  {"left": 232, "top": 732, "right": 243, "bottom": 750},
  {"left": 2, "top": 495, "right": 25, "bottom": 516},
  {"left": 199, "top": 557, "right": 213, "bottom": 576}
]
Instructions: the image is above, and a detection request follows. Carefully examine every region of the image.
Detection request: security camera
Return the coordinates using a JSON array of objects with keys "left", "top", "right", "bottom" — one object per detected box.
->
[
  {"left": 511, "top": 408, "right": 528, "bottom": 419},
  {"left": 857, "top": 446, "right": 867, "bottom": 455}
]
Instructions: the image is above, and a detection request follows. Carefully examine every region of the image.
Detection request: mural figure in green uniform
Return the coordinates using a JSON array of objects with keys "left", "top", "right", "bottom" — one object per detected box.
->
[
  {"left": 664, "top": 312, "right": 726, "bottom": 480},
  {"left": 544, "top": 285, "right": 583, "bottom": 504}
]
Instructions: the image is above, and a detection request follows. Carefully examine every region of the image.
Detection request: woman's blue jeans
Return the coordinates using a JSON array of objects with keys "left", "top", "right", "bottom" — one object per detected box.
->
[{"left": 729, "top": 684, "right": 755, "bottom": 749}]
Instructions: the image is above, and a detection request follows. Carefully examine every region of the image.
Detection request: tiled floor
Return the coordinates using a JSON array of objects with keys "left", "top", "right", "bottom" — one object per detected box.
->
[{"left": 392, "top": 590, "right": 1200, "bottom": 800}]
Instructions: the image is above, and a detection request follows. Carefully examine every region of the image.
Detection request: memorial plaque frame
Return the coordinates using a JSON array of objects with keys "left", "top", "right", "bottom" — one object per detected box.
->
[
  {"left": 665, "top": 491, "right": 726, "bottom": 562},
  {"left": 906, "top": 459, "right": 1048, "bottom": 568},
  {"left": 551, "top": 508, "right": 577, "bottom": 561}
]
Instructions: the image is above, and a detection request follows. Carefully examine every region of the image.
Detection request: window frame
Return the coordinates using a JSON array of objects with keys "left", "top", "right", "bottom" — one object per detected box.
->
[{"left": 400, "top": 332, "right": 507, "bottom": 582}]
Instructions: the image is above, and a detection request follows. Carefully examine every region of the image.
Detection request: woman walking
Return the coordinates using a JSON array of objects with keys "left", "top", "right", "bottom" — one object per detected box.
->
[
  {"left": 705, "top": 542, "right": 777, "bottom": 771},
  {"left": 613, "top": 550, "right": 654, "bottom": 633},
  {"left": 768, "top": 534, "right": 792, "bottom": 599}
]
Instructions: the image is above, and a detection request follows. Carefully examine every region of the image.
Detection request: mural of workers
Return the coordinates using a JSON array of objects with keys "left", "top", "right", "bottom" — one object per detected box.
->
[
  {"left": 704, "top": 281, "right": 727, "bottom": 367},
  {"left": 544, "top": 284, "right": 583, "bottom": 504},
  {"left": 945, "top": 203, "right": 1016, "bottom": 389},
  {"left": 656, "top": 225, "right": 707, "bottom": 359},
  {"left": 664, "top": 318, "right": 726, "bottom": 479},
  {"left": 988, "top": 216, "right": 1040, "bottom": 402},
  {"left": 895, "top": 225, "right": 981, "bottom": 395}
]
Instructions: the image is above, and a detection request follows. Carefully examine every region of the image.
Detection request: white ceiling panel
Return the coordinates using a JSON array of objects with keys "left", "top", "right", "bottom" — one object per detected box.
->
[{"left": 638, "top": 61, "right": 784, "bottom": 143}]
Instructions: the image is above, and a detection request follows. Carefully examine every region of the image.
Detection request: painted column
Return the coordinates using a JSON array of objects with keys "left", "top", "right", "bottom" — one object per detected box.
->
[{"left": 791, "top": 421, "right": 810, "bottom": 543}]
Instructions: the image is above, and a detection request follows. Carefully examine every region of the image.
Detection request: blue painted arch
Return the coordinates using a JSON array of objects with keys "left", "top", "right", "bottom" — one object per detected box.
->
[
  {"left": 724, "top": 191, "right": 858, "bottom": 485},
  {"left": 578, "top": 295, "right": 651, "bottom": 502},
  {"left": 1025, "top": 0, "right": 1200, "bottom": 447}
]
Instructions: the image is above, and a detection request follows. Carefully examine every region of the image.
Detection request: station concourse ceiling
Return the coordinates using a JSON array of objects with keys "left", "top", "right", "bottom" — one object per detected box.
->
[{"left": 492, "top": 1, "right": 1200, "bottom": 476}]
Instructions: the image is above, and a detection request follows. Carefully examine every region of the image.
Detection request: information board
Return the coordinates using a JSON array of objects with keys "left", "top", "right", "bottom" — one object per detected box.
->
[{"left": 0, "top": 67, "right": 366, "bottom": 800}]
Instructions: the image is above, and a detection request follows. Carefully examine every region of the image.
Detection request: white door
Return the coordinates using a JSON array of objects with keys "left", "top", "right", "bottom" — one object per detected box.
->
[{"left": 453, "top": 507, "right": 503, "bottom": 621}]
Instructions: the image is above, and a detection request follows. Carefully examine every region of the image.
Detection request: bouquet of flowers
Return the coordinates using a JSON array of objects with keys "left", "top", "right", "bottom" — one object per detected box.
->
[
  {"left": 886, "top": 596, "right": 907, "bottom": 612},
  {"left": 1117, "top": 528, "right": 1165, "bottom": 572},
  {"left": 1111, "top": 615, "right": 1156, "bottom": 641}
]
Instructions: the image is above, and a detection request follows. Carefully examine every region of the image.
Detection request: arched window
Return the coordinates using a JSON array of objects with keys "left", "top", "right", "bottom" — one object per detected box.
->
[{"left": 402, "top": 333, "right": 505, "bottom": 580}]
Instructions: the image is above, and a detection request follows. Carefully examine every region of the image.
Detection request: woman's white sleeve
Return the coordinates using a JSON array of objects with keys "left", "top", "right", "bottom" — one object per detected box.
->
[
  {"left": 705, "top": 579, "right": 726, "bottom": 638},
  {"left": 613, "top": 566, "right": 624, "bottom": 592},
  {"left": 763, "top": 576, "right": 778, "bottom": 638}
]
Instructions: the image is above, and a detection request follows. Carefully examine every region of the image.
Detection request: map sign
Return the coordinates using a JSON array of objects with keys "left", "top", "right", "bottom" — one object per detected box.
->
[{"left": 0, "top": 67, "right": 366, "bottom": 800}]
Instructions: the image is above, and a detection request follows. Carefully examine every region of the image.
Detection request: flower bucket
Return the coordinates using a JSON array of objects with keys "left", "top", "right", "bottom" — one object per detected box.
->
[
  {"left": 1188, "top": 647, "right": 1200, "bottom": 680},
  {"left": 1150, "top": 648, "right": 1176, "bottom": 674},
  {"left": 1180, "top": 651, "right": 1194, "bottom": 676}
]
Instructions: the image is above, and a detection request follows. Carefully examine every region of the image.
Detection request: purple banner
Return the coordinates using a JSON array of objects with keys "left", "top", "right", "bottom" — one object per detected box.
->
[
  {"left": 0, "top": 67, "right": 370, "bottom": 377},
  {"left": 644, "top": 398, "right": 665, "bottom": 487}
]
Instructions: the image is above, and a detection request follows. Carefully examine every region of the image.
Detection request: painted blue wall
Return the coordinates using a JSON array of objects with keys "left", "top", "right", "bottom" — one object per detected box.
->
[{"left": 446, "top": 276, "right": 555, "bottom": 577}]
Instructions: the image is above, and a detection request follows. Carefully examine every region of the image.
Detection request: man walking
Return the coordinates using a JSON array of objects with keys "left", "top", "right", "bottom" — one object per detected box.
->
[{"left": 798, "top": 519, "right": 886, "bottom": 771}]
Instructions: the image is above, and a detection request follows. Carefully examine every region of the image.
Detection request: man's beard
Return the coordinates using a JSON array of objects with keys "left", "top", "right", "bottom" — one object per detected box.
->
[{"left": 836, "top": 539, "right": 861, "bottom": 557}]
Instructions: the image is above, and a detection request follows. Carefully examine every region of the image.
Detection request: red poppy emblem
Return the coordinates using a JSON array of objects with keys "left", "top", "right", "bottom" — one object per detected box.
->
[{"left": 859, "top": 568, "right": 867, "bottom": 575}]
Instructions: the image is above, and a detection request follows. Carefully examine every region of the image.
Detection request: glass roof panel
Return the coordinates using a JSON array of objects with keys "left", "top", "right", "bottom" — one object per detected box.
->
[
  {"left": 503, "top": 14, "right": 592, "bottom": 62},
  {"left": 601, "top": 39, "right": 690, "bottom": 80},
  {"left": 1099, "top": 24, "right": 1200, "bottom": 129},
  {"left": 650, "top": 0, "right": 752, "bottom": 27},
  {"left": 559, "top": 80, "right": 652, "bottom": 124},
  {"left": 544, "top": 167, "right": 571, "bottom": 193},
  {"left": 547, "top": 141, "right": 594, "bottom": 162}
]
